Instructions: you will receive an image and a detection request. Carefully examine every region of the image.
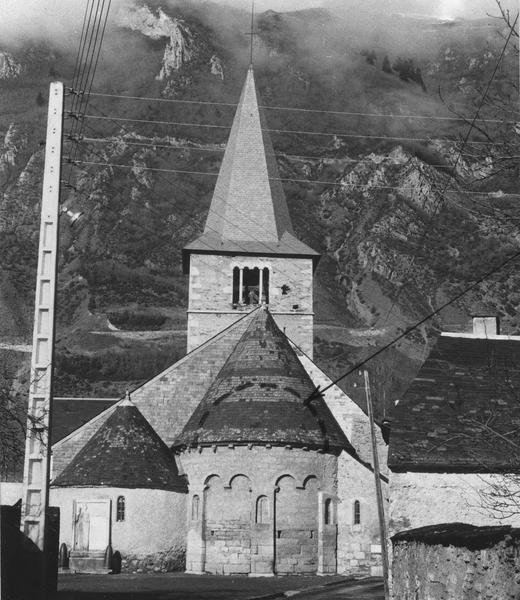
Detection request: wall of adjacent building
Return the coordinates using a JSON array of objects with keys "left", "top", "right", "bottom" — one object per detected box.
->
[
  {"left": 179, "top": 445, "right": 337, "bottom": 576},
  {"left": 336, "top": 452, "right": 385, "bottom": 574},
  {"left": 187, "top": 254, "right": 314, "bottom": 355},
  {"left": 296, "top": 351, "right": 388, "bottom": 574},
  {"left": 50, "top": 486, "right": 187, "bottom": 571},
  {"left": 389, "top": 472, "right": 520, "bottom": 540}
]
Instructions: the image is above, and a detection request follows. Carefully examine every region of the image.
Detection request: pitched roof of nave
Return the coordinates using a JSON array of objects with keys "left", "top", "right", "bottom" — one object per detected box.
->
[
  {"left": 51, "top": 396, "right": 187, "bottom": 491},
  {"left": 183, "top": 66, "right": 319, "bottom": 270},
  {"left": 388, "top": 334, "right": 520, "bottom": 473},
  {"left": 51, "top": 311, "right": 260, "bottom": 478},
  {"left": 52, "top": 398, "right": 118, "bottom": 444},
  {"left": 173, "top": 307, "right": 352, "bottom": 453}
]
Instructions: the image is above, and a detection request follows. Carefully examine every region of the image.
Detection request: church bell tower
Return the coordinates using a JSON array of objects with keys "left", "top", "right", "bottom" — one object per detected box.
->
[{"left": 182, "top": 67, "right": 319, "bottom": 357}]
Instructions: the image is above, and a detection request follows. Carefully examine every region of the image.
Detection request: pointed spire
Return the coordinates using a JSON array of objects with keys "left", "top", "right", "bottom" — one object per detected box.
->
[
  {"left": 203, "top": 67, "right": 294, "bottom": 243},
  {"left": 182, "top": 67, "right": 320, "bottom": 271}
]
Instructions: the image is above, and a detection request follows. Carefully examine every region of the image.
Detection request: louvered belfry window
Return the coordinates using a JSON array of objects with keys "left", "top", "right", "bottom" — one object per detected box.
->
[
  {"left": 116, "top": 496, "right": 125, "bottom": 522},
  {"left": 232, "top": 267, "right": 269, "bottom": 306}
]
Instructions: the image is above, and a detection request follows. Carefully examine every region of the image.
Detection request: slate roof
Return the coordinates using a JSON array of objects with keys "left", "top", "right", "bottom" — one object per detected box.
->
[
  {"left": 51, "top": 398, "right": 118, "bottom": 444},
  {"left": 182, "top": 231, "right": 319, "bottom": 272},
  {"left": 183, "top": 66, "right": 318, "bottom": 272},
  {"left": 392, "top": 523, "right": 520, "bottom": 549},
  {"left": 174, "top": 307, "right": 352, "bottom": 453},
  {"left": 51, "top": 398, "right": 187, "bottom": 491},
  {"left": 388, "top": 334, "right": 520, "bottom": 473}
]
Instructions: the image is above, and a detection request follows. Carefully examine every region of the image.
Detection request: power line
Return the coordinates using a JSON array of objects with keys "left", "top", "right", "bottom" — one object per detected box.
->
[
  {"left": 306, "top": 246, "right": 520, "bottom": 403},
  {"left": 85, "top": 90, "right": 519, "bottom": 123},
  {"left": 64, "top": 0, "right": 112, "bottom": 187},
  {"left": 80, "top": 135, "right": 465, "bottom": 168},
  {"left": 70, "top": 0, "right": 93, "bottom": 92},
  {"left": 66, "top": 159, "right": 520, "bottom": 197},
  {"left": 81, "top": 113, "right": 502, "bottom": 145}
]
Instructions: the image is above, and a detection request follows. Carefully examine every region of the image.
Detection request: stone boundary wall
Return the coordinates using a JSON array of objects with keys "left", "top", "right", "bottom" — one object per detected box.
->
[
  {"left": 120, "top": 548, "right": 186, "bottom": 573},
  {"left": 391, "top": 523, "right": 520, "bottom": 600}
]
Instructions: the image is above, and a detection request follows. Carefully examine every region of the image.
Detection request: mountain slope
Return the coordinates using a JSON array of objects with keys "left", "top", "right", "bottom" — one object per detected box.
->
[{"left": 0, "top": 1, "right": 517, "bottom": 416}]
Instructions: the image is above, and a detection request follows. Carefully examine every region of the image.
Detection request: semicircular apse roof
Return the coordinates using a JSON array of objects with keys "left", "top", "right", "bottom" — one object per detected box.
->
[
  {"left": 173, "top": 307, "right": 352, "bottom": 454},
  {"left": 51, "top": 398, "right": 187, "bottom": 492}
]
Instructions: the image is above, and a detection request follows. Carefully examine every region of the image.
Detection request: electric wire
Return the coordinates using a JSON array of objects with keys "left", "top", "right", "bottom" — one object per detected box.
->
[
  {"left": 81, "top": 113, "right": 502, "bottom": 145},
  {"left": 80, "top": 135, "right": 485, "bottom": 167},
  {"left": 66, "top": 159, "right": 520, "bottom": 197},
  {"left": 305, "top": 246, "right": 520, "bottom": 403},
  {"left": 64, "top": 0, "right": 112, "bottom": 187},
  {"left": 85, "top": 90, "right": 520, "bottom": 123},
  {"left": 66, "top": 0, "right": 96, "bottom": 160},
  {"left": 68, "top": 0, "right": 103, "bottom": 149},
  {"left": 70, "top": 0, "right": 94, "bottom": 92}
]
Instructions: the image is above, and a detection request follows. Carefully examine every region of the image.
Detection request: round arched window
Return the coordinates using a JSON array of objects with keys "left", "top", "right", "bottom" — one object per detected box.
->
[
  {"left": 192, "top": 495, "right": 200, "bottom": 521},
  {"left": 324, "top": 498, "right": 333, "bottom": 525},
  {"left": 256, "top": 495, "right": 269, "bottom": 524},
  {"left": 116, "top": 496, "right": 125, "bottom": 522},
  {"left": 353, "top": 500, "right": 361, "bottom": 525}
]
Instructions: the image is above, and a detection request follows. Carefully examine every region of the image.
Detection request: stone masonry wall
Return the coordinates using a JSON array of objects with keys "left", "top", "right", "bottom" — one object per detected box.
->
[
  {"left": 337, "top": 452, "right": 384, "bottom": 575},
  {"left": 179, "top": 445, "right": 337, "bottom": 575},
  {"left": 187, "top": 254, "right": 314, "bottom": 355},
  {"left": 392, "top": 525, "right": 520, "bottom": 600}
]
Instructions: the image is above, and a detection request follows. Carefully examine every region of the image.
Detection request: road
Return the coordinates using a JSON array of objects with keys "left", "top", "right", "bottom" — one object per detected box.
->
[
  {"left": 54, "top": 574, "right": 384, "bottom": 600},
  {"left": 294, "top": 578, "right": 384, "bottom": 600}
]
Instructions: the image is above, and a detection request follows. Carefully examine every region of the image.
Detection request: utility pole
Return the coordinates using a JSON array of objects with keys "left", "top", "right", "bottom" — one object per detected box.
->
[
  {"left": 19, "top": 81, "right": 63, "bottom": 591},
  {"left": 364, "top": 370, "right": 389, "bottom": 599}
]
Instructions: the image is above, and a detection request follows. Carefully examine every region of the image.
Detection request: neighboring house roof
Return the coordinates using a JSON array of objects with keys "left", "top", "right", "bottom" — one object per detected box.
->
[
  {"left": 183, "top": 66, "right": 318, "bottom": 272},
  {"left": 51, "top": 398, "right": 187, "bottom": 492},
  {"left": 388, "top": 334, "right": 520, "bottom": 473},
  {"left": 174, "top": 307, "right": 352, "bottom": 453},
  {"left": 51, "top": 398, "right": 118, "bottom": 444}
]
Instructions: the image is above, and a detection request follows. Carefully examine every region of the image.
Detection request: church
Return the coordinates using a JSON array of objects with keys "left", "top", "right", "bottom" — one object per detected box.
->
[{"left": 48, "top": 66, "right": 388, "bottom": 576}]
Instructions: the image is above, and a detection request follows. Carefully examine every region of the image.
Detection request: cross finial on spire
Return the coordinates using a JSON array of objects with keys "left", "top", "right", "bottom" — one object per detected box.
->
[
  {"left": 244, "top": 0, "right": 258, "bottom": 66},
  {"left": 121, "top": 389, "right": 132, "bottom": 406}
]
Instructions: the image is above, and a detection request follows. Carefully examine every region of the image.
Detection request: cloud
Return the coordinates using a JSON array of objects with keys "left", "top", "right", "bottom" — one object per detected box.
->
[
  {"left": 0, "top": 0, "right": 127, "bottom": 49},
  {"left": 0, "top": 0, "right": 515, "bottom": 51}
]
